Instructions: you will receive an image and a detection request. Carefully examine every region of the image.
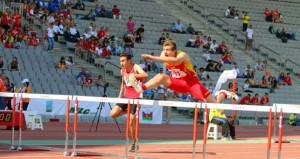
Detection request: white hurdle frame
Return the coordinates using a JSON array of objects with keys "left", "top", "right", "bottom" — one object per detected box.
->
[{"left": 0, "top": 92, "right": 299, "bottom": 159}]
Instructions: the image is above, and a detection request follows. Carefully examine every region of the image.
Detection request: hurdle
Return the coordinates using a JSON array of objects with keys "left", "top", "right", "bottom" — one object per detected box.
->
[
  {"left": 3, "top": 93, "right": 71, "bottom": 153},
  {"left": 1, "top": 92, "right": 300, "bottom": 159}
]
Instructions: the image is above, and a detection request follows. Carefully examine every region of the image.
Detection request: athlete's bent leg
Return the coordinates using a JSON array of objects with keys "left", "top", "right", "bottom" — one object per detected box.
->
[
  {"left": 110, "top": 106, "right": 126, "bottom": 118},
  {"left": 143, "top": 73, "right": 171, "bottom": 90}
]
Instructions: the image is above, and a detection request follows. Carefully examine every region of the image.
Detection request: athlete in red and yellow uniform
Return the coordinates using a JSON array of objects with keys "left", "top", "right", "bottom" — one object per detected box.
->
[{"left": 130, "top": 40, "right": 216, "bottom": 103}]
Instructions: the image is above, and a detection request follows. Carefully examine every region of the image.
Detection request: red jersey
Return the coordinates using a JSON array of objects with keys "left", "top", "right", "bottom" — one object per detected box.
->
[
  {"left": 264, "top": 10, "right": 271, "bottom": 17},
  {"left": 97, "top": 30, "right": 106, "bottom": 38},
  {"left": 165, "top": 50, "right": 197, "bottom": 79},
  {"left": 239, "top": 96, "right": 250, "bottom": 104},
  {"left": 1, "top": 12, "right": 11, "bottom": 26},
  {"left": 29, "top": 37, "right": 39, "bottom": 46},
  {"left": 260, "top": 96, "right": 269, "bottom": 105},
  {"left": 250, "top": 96, "right": 259, "bottom": 104},
  {"left": 12, "top": 13, "right": 21, "bottom": 25},
  {"left": 221, "top": 54, "right": 229, "bottom": 62},
  {"left": 112, "top": 8, "right": 120, "bottom": 15},
  {"left": 284, "top": 76, "right": 291, "bottom": 85},
  {"left": 121, "top": 64, "right": 144, "bottom": 98}
]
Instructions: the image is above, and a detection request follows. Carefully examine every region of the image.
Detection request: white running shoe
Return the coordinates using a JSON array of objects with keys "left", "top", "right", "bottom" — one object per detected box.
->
[{"left": 128, "top": 74, "right": 143, "bottom": 93}]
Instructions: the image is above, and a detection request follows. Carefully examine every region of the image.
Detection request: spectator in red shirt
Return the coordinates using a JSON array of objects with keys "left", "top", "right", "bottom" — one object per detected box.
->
[
  {"left": 85, "top": 73, "right": 94, "bottom": 87},
  {"left": 1, "top": 9, "right": 11, "bottom": 31},
  {"left": 221, "top": 52, "right": 231, "bottom": 64},
  {"left": 264, "top": 8, "right": 271, "bottom": 17},
  {"left": 260, "top": 93, "right": 270, "bottom": 105},
  {"left": 218, "top": 41, "right": 229, "bottom": 54},
  {"left": 12, "top": 9, "right": 21, "bottom": 29},
  {"left": 250, "top": 93, "right": 259, "bottom": 105},
  {"left": 239, "top": 94, "right": 251, "bottom": 105},
  {"left": 97, "top": 27, "right": 106, "bottom": 39},
  {"left": 28, "top": 35, "right": 40, "bottom": 46},
  {"left": 284, "top": 72, "right": 292, "bottom": 85},
  {"left": 112, "top": 5, "right": 121, "bottom": 19},
  {"left": 195, "top": 35, "right": 202, "bottom": 47}
]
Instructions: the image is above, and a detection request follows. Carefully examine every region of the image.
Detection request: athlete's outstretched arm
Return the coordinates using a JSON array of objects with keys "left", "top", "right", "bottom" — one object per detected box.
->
[{"left": 141, "top": 52, "right": 188, "bottom": 64}]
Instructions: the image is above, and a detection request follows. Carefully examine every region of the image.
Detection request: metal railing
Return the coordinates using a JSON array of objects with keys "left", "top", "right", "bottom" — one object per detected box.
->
[
  {"left": 207, "top": 13, "right": 230, "bottom": 32},
  {"left": 104, "top": 61, "right": 121, "bottom": 88},
  {"left": 285, "top": 59, "right": 300, "bottom": 75},
  {"left": 257, "top": 44, "right": 281, "bottom": 66}
]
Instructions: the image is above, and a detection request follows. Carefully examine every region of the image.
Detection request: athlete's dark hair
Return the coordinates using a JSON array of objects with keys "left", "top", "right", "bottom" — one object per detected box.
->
[{"left": 120, "top": 53, "right": 132, "bottom": 60}]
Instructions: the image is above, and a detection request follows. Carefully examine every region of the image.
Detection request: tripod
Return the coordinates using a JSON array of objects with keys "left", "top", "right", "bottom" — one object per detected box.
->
[{"left": 89, "top": 95, "right": 121, "bottom": 133}]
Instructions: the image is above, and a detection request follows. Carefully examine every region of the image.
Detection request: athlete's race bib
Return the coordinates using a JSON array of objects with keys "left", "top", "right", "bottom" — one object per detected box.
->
[{"left": 170, "top": 69, "right": 187, "bottom": 78}]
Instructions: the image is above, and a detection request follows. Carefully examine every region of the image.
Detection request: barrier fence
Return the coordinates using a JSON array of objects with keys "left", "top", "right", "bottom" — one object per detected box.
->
[{"left": 1, "top": 92, "right": 300, "bottom": 159}]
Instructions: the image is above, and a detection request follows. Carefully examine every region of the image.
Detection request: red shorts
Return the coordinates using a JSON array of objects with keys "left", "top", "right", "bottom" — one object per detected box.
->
[{"left": 168, "top": 76, "right": 210, "bottom": 101}]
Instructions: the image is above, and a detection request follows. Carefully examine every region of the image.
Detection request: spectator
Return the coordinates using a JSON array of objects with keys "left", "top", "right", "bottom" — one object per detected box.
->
[
  {"left": 4, "top": 77, "right": 14, "bottom": 110},
  {"left": 72, "top": 0, "right": 85, "bottom": 10},
  {"left": 85, "top": 73, "right": 93, "bottom": 87},
  {"left": 221, "top": 52, "right": 231, "bottom": 64},
  {"left": 209, "top": 40, "right": 218, "bottom": 54},
  {"left": 259, "top": 75, "right": 269, "bottom": 89},
  {"left": 243, "top": 80, "right": 253, "bottom": 93},
  {"left": 202, "top": 36, "right": 210, "bottom": 51},
  {"left": 207, "top": 83, "right": 214, "bottom": 93},
  {"left": 158, "top": 33, "right": 166, "bottom": 45},
  {"left": 205, "top": 60, "right": 223, "bottom": 72},
  {"left": 225, "top": 6, "right": 231, "bottom": 18},
  {"left": 248, "top": 76, "right": 259, "bottom": 88},
  {"left": 233, "top": 65, "right": 242, "bottom": 78},
  {"left": 77, "top": 74, "right": 86, "bottom": 86},
  {"left": 19, "top": 78, "right": 31, "bottom": 111},
  {"left": 99, "top": 5, "right": 110, "bottom": 18},
  {"left": 250, "top": 93, "right": 259, "bottom": 105},
  {"left": 126, "top": 17, "right": 135, "bottom": 33},
  {"left": 137, "top": 24, "right": 145, "bottom": 42},
  {"left": 277, "top": 72, "right": 285, "bottom": 85},
  {"left": 169, "top": 23, "right": 176, "bottom": 33},
  {"left": 175, "top": 19, "right": 185, "bottom": 33},
  {"left": 165, "top": 32, "right": 172, "bottom": 41},
  {"left": 96, "top": 75, "right": 109, "bottom": 93},
  {"left": 242, "top": 12, "right": 250, "bottom": 32},
  {"left": 269, "top": 76, "right": 278, "bottom": 93},
  {"left": 264, "top": 8, "right": 272, "bottom": 22},
  {"left": 77, "top": 67, "right": 88, "bottom": 79},
  {"left": 218, "top": 41, "right": 229, "bottom": 54},
  {"left": 195, "top": 35, "right": 202, "bottom": 47},
  {"left": 260, "top": 93, "right": 270, "bottom": 105},
  {"left": 114, "top": 40, "right": 124, "bottom": 56},
  {"left": 10, "top": 57, "right": 19, "bottom": 71},
  {"left": 65, "top": 56, "right": 73, "bottom": 70},
  {"left": 0, "top": 73, "right": 6, "bottom": 110},
  {"left": 239, "top": 94, "right": 251, "bottom": 105},
  {"left": 28, "top": 34, "right": 40, "bottom": 46},
  {"left": 284, "top": 72, "right": 292, "bottom": 85},
  {"left": 242, "top": 64, "right": 254, "bottom": 78},
  {"left": 0, "top": 56, "right": 4, "bottom": 70},
  {"left": 123, "top": 34, "right": 134, "bottom": 55},
  {"left": 268, "top": 24, "right": 275, "bottom": 34},
  {"left": 197, "top": 67, "right": 210, "bottom": 81},
  {"left": 288, "top": 113, "right": 300, "bottom": 126},
  {"left": 46, "top": 23, "right": 55, "bottom": 53},
  {"left": 112, "top": 5, "right": 121, "bottom": 19},
  {"left": 186, "top": 23, "right": 195, "bottom": 34},
  {"left": 57, "top": 57, "right": 66, "bottom": 70},
  {"left": 245, "top": 24, "right": 254, "bottom": 51}
]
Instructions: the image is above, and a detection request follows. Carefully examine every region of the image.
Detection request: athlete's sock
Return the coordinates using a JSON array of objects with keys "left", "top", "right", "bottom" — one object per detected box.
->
[{"left": 142, "top": 84, "right": 147, "bottom": 90}]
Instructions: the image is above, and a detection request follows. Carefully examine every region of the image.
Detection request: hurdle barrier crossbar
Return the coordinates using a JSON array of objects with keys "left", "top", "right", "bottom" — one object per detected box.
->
[{"left": 1, "top": 92, "right": 299, "bottom": 159}]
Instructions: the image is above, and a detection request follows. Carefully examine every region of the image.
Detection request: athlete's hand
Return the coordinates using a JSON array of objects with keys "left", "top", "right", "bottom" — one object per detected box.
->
[{"left": 141, "top": 54, "right": 153, "bottom": 60}]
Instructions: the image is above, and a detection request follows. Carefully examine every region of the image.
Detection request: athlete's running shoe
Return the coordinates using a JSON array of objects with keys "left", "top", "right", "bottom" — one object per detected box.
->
[{"left": 128, "top": 74, "right": 143, "bottom": 93}]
